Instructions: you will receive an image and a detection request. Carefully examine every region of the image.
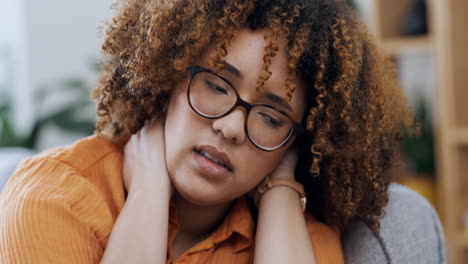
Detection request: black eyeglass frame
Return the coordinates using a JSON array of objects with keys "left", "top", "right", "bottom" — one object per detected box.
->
[{"left": 186, "top": 65, "right": 303, "bottom": 152}]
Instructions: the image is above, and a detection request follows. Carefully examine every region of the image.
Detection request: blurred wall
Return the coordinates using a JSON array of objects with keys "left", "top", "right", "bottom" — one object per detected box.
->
[
  {"left": 0, "top": 0, "right": 30, "bottom": 132},
  {"left": 0, "top": 0, "right": 114, "bottom": 137}
]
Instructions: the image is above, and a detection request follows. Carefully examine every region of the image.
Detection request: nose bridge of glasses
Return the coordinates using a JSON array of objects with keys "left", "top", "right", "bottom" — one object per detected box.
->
[
  {"left": 236, "top": 97, "right": 253, "bottom": 113},
  {"left": 224, "top": 104, "right": 248, "bottom": 124}
]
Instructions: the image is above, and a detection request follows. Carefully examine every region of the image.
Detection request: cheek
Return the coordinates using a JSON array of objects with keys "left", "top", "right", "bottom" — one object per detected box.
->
[
  {"left": 165, "top": 87, "right": 206, "bottom": 139},
  {"left": 236, "top": 150, "right": 283, "bottom": 189},
  {"left": 164, "top": 93, "right": 199, "bottom": 171}
]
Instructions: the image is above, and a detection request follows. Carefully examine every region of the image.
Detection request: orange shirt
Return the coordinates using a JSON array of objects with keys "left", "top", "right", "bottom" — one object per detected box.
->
[{"left": 0, "top": 136, "right": 343, "bottom": 263}]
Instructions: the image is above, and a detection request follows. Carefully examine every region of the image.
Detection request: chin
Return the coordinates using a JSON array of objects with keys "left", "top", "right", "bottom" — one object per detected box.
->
[
  {"left": 175, "top": 185, "right": 230, "bottom": 206},
  {"left": 171, "top": 174, "right": 232, "bottom": 206}
]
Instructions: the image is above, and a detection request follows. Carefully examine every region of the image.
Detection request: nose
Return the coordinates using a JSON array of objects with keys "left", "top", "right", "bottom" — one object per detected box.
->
[{"left": 212, "top": 107, "right": 247, "bottom": 145}]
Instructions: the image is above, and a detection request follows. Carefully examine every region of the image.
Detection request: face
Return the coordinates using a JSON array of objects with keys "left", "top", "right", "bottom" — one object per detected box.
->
[{"left": 164, "top": 28, "right": 307, "bottom": 206}]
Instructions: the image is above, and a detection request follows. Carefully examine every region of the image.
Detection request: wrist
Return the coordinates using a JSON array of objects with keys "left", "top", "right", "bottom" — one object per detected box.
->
[
  {"left": 258, "top": 186, "right": 304, "bottom": 214},
  {"left": 254, "top": 177, "right": 306, "bottom": 212},
  {"left": 128, "top": 181, "right": 173, "bottom": 201}
]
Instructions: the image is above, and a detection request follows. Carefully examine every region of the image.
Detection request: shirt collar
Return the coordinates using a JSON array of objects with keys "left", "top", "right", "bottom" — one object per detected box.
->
[
  {"left": 212, "top": 196, "right": 254, "bottom": 252},
  {"left": 169, "top": 195, "right": 255, "bottom": 254}
]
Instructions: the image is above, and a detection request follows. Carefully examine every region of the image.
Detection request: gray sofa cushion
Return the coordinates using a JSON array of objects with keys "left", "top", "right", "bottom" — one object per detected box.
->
[{"left": 342, "top": 184, "right": 446, "bottom": 264}]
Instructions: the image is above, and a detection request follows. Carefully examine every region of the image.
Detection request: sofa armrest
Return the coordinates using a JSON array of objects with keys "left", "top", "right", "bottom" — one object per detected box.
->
[{"left": 342, "top": 183, "right": 446, "bottom": 264}]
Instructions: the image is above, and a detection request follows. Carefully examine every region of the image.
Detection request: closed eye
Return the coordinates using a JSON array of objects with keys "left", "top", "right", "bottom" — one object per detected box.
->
[
  {"left": 258, "top": 112, "right": 282, "bottom": 128},
  {"left": 205, "top": 80, "right": 228, "bottom": 95}
]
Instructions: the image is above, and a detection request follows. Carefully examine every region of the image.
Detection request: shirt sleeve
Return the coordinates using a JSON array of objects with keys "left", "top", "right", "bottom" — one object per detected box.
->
[
  {"left": 0, "top": 157, "right": 114, "bottom": 264},
  {"left": 305, "top": 214, "right": 345, "bottom": 264}
]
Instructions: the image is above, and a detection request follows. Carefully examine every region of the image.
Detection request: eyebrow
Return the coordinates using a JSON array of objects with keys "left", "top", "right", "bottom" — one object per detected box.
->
[
  {"left": 223, "top": 62, "right": 294, "bottom": 114},
  {"left": 223, "top": 62, "right": 243, "bottom": 79},
  {"left": 264, "top": 92, "right": 294, "bottom": 114}
]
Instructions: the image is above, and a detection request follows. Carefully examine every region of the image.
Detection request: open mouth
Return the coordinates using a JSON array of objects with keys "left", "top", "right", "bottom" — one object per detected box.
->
[{"left": 193, "top": 148, "right": 233, "bottom": 172}]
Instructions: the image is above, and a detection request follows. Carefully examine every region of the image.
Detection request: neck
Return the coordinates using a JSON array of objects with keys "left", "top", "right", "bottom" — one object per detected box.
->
[{"left": 172, "top": 192, "right": 234, "bottom": 239}]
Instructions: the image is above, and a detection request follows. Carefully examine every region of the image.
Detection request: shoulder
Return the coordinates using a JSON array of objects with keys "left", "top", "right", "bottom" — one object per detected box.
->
[
  {"left": 4, "top": 135, "right": 125, "bottom": 206},
  {"left": 0, "top": 136, "right": 126, "bottom": 248},
  {"left": 34, "top": 135, "right": 123, "bottom": 172},
  {"left": 304, "top": 213, "right": 341, "bottom": 240},
  {"left": 9, "top": 135, "right": 125, "bottom": 198},
  {"left": 304, "top": 213, "right": 344, "bottom": 264}
]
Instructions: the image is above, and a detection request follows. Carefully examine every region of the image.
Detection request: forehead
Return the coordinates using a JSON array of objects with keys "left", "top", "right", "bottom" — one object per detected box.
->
[{"left": 196, "top": 28, "right": 307, "bottom": 119}]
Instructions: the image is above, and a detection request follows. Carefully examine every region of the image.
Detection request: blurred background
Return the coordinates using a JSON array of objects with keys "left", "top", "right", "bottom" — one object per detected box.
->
[{"left": 0, "top": 0, "right": 466, "bottom": 263}]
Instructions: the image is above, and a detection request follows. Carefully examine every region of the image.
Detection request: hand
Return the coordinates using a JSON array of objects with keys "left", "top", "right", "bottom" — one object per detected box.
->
[
  {"left": 248, "top": 148, "right": 299, "bottom": 203},
  {"left": 269, "top": 148, "right": 299, "bottom": 180},
  {"left": 122, "top": 118, "right": 173, "bottom": 197}
]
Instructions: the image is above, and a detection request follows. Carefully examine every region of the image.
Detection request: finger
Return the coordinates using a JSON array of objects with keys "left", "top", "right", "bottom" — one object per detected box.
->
[{"left": 145, "top": 118, "right": 165, "bottom": 143}]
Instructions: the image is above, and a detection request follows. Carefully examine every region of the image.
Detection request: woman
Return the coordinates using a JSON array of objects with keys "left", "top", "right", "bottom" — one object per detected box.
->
[{"left": 0, "top": 0, "right": 413, "bottom": 263}]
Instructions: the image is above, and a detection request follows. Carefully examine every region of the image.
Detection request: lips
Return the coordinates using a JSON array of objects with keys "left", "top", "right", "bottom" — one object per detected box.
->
[{"left": 193, "top": 145, "right": 233, "bottom": 172}]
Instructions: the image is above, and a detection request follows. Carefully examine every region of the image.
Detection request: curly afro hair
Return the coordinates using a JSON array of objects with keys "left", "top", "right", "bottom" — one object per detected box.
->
[{"left": 93, "top": 0, "right": 415, "bottom": 232}]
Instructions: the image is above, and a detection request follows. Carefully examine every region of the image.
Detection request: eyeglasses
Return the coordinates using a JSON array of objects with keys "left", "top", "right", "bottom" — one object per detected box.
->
[{"left": 187, "top": 65, "right": 303, "bottom": 151}]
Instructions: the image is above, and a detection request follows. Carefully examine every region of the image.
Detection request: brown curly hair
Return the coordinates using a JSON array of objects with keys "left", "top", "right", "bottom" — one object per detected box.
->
[{"left": 93, "top": 0, "right": 414, "bottom": 232}]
